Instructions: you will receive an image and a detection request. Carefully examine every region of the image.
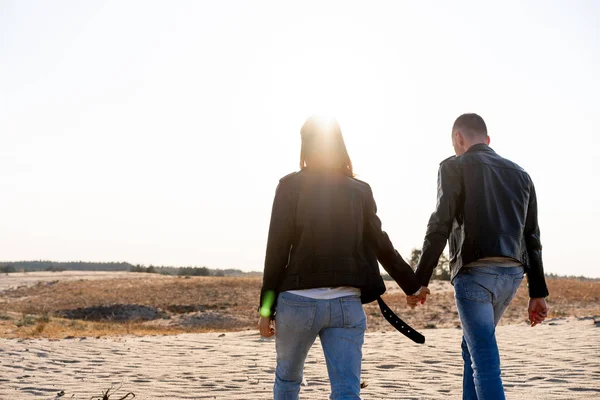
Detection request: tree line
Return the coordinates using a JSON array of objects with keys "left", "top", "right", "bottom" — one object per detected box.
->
[
  {"left": 0, "top": 261, "right": 133, "bottom": 273},
  {"left": 1, "top": 258, "right": 593, "bottom": 281},
  {"left": 0, "top": 261, "right": 254, "bottom": 277},
  {"left": 129, "top": 264, "right": 250, "bottom": 277}
]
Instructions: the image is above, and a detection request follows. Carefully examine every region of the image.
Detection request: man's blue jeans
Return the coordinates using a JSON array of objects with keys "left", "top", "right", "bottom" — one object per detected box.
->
[
  {"left": 454, "top": 266, "right": 524, "bottom": 400},
  {"left": 273, "top": 291, "right": 366, "bottom": 400}
]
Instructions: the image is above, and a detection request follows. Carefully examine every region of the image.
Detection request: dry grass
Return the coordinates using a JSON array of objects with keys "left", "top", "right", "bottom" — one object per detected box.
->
[
  {"left": 0, "top": 275, "right": 598, "bottom": 338},
  {"left": 0, "top": 276, "right": 256, "bottom": 314},
  {"left": 0, "top": 310, "right": 215, "bottom": 339},
  {"left": 0, "top": 276, "right": 259, "bottom": 339}
]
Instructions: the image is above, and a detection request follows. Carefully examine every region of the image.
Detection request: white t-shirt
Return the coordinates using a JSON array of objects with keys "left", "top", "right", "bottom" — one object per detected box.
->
[
  {"left": 286, "top": 287, "right": 361, "bottom": 300},
  {"left": 464, "top": 257, "right": 523, "bottom": 268}
]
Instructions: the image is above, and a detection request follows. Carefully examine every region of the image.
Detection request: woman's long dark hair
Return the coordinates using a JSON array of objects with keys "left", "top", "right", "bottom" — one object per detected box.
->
[{"left": 299, "top": 116, "right": 354, "bottom": 177}]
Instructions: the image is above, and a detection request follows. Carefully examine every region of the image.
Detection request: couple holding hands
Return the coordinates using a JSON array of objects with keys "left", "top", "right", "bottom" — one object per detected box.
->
[{"left": 258, "top": 113, "right": 549, "bottom": 400}]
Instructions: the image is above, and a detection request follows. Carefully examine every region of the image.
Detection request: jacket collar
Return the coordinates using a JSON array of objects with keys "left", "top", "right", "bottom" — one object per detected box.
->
[{"left": 465, "top": 143, "right": 494, "bottom": 154}]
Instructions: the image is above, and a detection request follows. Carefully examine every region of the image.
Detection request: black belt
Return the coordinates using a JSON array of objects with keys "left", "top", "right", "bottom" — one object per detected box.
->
[{"left": 376, "top": 297, "right": 425, "bottom": 344}]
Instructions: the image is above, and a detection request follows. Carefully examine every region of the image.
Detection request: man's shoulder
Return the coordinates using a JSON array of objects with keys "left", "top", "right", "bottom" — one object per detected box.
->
[
  {"left": 461, "top": 148, "right": 530, "bottom": 175},
  {"left": 500, "top": 156, "right": 528, "bottom": 175},
  {"left": 486, "top": 152, "right": 531, "bottom": 177},
  {"left": 438, "top": 155, "right": 462, "bottom": 174},
  {"left": 439, "top": 155, "right": 457, "bottom": 166}
]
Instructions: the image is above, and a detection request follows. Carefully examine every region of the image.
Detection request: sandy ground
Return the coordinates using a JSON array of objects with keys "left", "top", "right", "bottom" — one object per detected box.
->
[
  {"left": 1, "top": 272, "right": 598, "bottom": 399},
  {"left": 0, "top": 318, "right": 598, "bottom": 399}
]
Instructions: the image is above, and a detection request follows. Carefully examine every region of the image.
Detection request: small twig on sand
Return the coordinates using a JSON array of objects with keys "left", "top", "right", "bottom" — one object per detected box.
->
[{"left": 90, "top": 383, "right": 135, "bottom": 400}]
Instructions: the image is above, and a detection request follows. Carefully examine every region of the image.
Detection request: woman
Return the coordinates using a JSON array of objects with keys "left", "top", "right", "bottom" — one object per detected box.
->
[{"left": 258, "top": 116, "right": 427, "bottom": 400}]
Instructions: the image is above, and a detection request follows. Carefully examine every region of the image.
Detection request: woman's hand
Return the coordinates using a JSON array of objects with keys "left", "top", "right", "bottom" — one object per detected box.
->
[
  {"left": 407, "top": 286, "right": 431, "bottom": 308},
  {"left": 258, "top": 316, "right": 275, "bottom": 338}
]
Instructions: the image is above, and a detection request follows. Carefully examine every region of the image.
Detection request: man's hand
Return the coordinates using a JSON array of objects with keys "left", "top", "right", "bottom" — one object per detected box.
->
[
  {"left": 258, "top": 316, "right": 275, "bottom": 338},
  {"left": 528, "top": 298, "right": 549, "bottom": 327},
  {"left": 407, "top": 286, "right": 431, "bottom": 308}
]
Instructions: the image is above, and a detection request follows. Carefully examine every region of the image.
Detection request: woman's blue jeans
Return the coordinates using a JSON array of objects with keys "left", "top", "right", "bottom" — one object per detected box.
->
[
  {"left": 273, "top": 291, "right": 366, "bottom": 400},
  {"left": 454, "top": 266, "right": 525, "bottom": 400}
]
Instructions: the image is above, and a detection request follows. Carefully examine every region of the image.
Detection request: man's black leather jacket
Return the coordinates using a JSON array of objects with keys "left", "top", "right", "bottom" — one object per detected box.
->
[
  {"left": 260, "top": 169, "right": 422, "bottom": 314},
  {"left": 415, "top": 144, "right": 549, "bottom": 298}
]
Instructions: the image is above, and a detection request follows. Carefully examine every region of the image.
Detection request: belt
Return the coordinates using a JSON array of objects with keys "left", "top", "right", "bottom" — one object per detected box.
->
[{"left": 377, "top": 297, "right": 425, "bottom": 344}]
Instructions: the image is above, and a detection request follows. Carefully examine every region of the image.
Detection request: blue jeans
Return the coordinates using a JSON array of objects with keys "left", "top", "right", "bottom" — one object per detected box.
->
[
  {"left": 454, "top": 266, "right": 524, "bottom": 400},
  {"left": 273, "top": 292, "right": 366, "bottom": 400}
]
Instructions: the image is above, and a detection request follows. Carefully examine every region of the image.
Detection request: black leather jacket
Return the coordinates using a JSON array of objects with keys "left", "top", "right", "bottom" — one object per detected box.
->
[
  {"left": 415, "top": 144, "right": 549, "bottom": 298},
  {"left": 260, "top": 169, "right": 421, "bottom": 313}
]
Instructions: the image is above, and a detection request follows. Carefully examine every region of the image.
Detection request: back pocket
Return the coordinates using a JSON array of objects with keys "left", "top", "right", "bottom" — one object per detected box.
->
[
  {"left": 276, "top": 295, "right": 318, "bottom": 333},
  {"left": 454, "top": 271, "right": 495, "bottom": 303},
  {"left": 341, "top": 297, "right": 367, "bottom": 329},
  {"left": 504, "top": 276, "right": 524, "bottom": 306}
]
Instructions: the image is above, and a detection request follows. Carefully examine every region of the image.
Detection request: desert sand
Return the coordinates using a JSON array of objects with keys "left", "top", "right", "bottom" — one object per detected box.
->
[
  {"left": 0, "top": 318, "right": 598, "bottom": 399},
  {"left": 0, "top": 272, "right": 599, "bottom": 399}
]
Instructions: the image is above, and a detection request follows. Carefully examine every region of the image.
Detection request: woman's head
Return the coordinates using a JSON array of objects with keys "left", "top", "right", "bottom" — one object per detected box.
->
[{"left": 299, "top": 116, "right": 354, "bottom": 177}]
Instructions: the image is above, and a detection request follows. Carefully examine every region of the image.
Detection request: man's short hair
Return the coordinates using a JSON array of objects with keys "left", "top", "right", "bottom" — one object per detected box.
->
[{"left": 453, "top": 113, "right": 487, "bottom": 138}]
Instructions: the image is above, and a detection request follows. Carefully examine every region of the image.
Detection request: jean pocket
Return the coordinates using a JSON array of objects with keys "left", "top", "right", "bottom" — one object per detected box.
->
[
  {"left": 454, "top": 272, "right": 495, "bottom": 303},
  {"left": 341, "top": 297, "right": 366, "bottom": 329},
  {"left": 276, "top": 295, "right": 317, "bottom": 333},
  {"left": 504, "top": 276, "right": 524, "bottom": 306}
]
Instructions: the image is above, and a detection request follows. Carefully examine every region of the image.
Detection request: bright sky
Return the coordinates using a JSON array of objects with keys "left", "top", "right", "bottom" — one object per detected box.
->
[{"left": 1, "top": 1, "right": 599, "bottom": 277}]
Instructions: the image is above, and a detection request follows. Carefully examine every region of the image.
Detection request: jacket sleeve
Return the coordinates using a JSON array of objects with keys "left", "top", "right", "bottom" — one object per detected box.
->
[
  {"left": 524, "top": 182, "right": 549, "bottom": 298},
  {"left": 415, "top": 160, "right": 462, "bottom": 286},
  {"left": 364, "top": 186, "right": 421, "bottom": 295},
  {"left": 259, "top": 182, "right": 295, "bottom": 315}
]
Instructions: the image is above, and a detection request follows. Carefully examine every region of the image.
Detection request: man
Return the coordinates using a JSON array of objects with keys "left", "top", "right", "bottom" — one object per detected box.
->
[{"left": 408, "top": 113, "right": 549, "bottom": 400}]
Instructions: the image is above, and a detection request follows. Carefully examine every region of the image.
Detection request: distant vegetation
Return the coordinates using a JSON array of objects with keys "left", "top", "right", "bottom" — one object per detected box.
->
[
  {"left": 0, "top": 261, "right": 260, "bottom": 277},
  {"left": 130, "top": 264, "right": 257, "bottom": 277},
  {"left": 545, "top": 272, "right": 599, "bottom": 281},
  {"left": 407, "top": 248, "right": 451, "bottom": 281},
  {"left": 0, "top": 265, "right": 16, "bottom": 273},
  {"left": 381, "top": 248, "right": 451, "bottom": 281},
  {"left": 0, "top": 260, "right": 596, "bottom": 281},
  {"left": 0, "top": 261, "right": 134, "bottom": 273}
]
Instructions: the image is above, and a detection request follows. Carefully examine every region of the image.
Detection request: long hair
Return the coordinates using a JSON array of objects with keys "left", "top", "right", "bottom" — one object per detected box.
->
[{"left": 299, "top": 116, "right": 354, "bottom": 177}]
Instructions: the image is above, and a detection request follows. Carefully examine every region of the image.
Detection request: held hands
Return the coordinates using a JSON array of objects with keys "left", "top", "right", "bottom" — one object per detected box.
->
[
  {"left": 528, "top": 298, "right": 549, "bottom": 327},
  {"left": 258, "top": 316, "right": 276, "bottom": 338},
  {"left": 407, "top": 286, "right": 431, "bottom": 308}
]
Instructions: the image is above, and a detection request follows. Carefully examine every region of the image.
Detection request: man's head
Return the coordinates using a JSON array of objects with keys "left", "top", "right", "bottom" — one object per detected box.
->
[{"left": 451, "top": 113, "right": 490, "bottom": 156}]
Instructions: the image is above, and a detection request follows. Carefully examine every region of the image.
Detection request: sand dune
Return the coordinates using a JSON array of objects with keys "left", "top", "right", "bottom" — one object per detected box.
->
[{"left": 0, "top": 318, "right": 598, "bottom": 399}]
